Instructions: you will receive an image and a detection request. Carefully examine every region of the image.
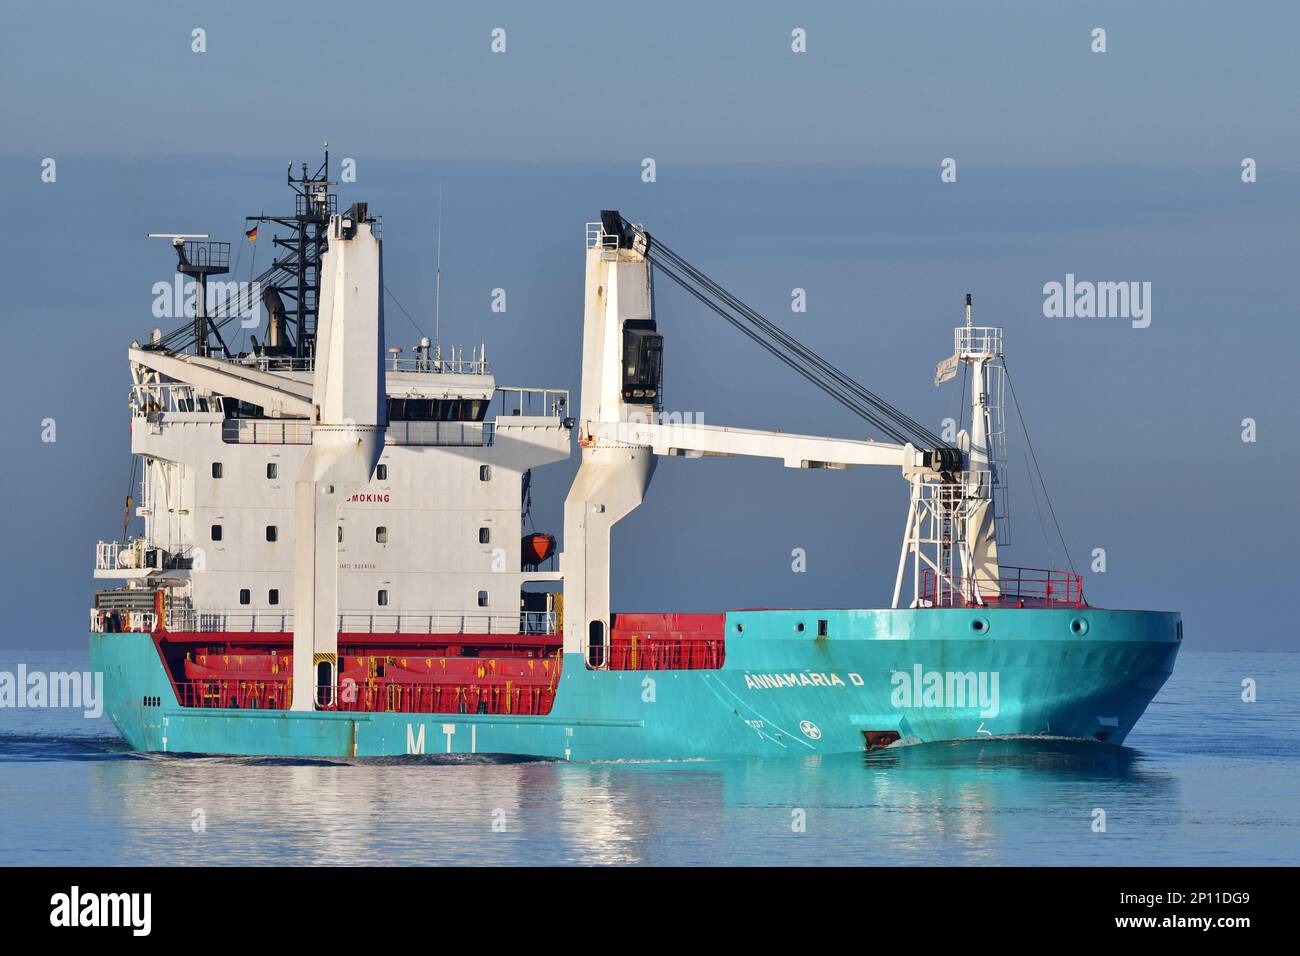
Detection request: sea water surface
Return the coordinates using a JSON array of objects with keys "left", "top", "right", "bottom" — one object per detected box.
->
[{"left": 1, "top": 649, "right": 1296, "bottom": 866}]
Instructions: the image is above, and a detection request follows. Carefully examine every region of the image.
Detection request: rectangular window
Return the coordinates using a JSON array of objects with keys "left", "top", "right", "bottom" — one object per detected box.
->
[
  {"left": 376, "top": 464, "right": 388, "bottom": 480},
  {"left": 478, "top": 527, "right": 490, "bottom": 544},
  {"left": 477, "top": 590, "right": 489, "bottom": 607},
  {"left": 268, "top": 589, "right": 280, "bottom": 605},
  {"left": 376, "top": 526, "right": 388, "bottom": 544},
  {"left": 211, "top": 524, "right": 223, "bottom": 542},
  {"left": 211, "top": 462, "right": 223, "bottom": 479},
  {"left": 377, "top": 589, "right": 389, "bottom": 606},
  {"left": 266, "top": 462, "right": 278, "bottom": 479},
  {"left": 239, "top": 588, "right": 251, "bottom": 606},
  {"left": 337, "top": 526, "right": 343, "bottom": 543},
  {"left": 266, "top": 525, "right": 278, "bottom": 542},
  {"left": 479, "top": 465, "right": 491, "bottom": 481},
  {"left": 817, "top": 619, "right": 829, "bottom": 637}
]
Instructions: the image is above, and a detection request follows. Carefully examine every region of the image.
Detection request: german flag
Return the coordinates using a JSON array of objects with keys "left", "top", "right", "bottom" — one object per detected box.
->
[{"left": 244, "top": 225, "right": 259, "bottom": 242}]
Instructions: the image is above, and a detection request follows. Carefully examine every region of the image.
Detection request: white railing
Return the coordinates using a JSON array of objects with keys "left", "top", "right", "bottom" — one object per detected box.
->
[
  {"left": 221, "top": 419, "right": 313, "bottom": 444},
  {"left": 338, "top": 610, "right": 556, "bottom": 635},
  {"left": 585, "top": 222, "right": 621, "bottom": 260},
  {"left": 90, "top": 608, "right": 158, "bottom": 633},
  {"left": 96, "top": 538, "right": 159, "bottom": 571},
  {"left": 130, "top": 382, "right": 221, "bottom": 416},
  {"left": 165, "top": 609, "right": 293, "bottom": 633},
  {"left": 247, "top": 353, "right": 492, "bottom": 376},
  {"left": 383, "top": 421, "right": 494, "bottom": 446},
  {"left": 222, "top": 419, "right": 497, "bottom": 447},
  {"left": 388, "top": 351, "right": 490, "bottom": 375},
  {"left": 160, "top": 609, "right": 557, "bottom": 636},
  {"left": 494, "top": 387, "right": 570, "bottom": 419},
  {"left": 586, "top": 221, "right": 615, "bottom": 249},
  {"left": 95, "top": 540, "right": 120, "bottom": 571},
  {"left": 956, "top": 325, "right": 1003, "bottom": 358}
]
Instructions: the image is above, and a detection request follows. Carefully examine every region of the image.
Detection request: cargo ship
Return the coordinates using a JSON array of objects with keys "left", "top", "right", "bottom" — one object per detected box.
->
[{"left": 89, "top": 156, "right": 1180, "bottom": 759}]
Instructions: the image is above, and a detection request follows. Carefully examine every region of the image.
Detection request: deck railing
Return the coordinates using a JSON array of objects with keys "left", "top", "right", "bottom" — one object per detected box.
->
[
  {"left": 90, "top": 608, "right": 158, "bottom": 633},
  {"left": 494, "top": 387, "right": 570, "bottom": 419},
  {"left": 174, "top": 679, "right": 560, "bottom": 716},
  {"left": 221, "top": 418, "right": 496, "bottom": 447},
  {"left": 125, "top": 608, "right": 560, "bottom": 636},
  {"left": 920, "top": 565, "right": 1086, "bottom": 609}
]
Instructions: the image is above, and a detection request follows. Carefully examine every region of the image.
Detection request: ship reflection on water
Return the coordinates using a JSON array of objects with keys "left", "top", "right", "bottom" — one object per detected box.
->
[{"left": 61, "top": 738, "right": 1177, "bottom": 866}]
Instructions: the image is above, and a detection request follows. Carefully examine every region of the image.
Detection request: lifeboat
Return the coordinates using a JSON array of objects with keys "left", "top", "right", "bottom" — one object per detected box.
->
[{"left": 521, "top": 532, "right": 556, "bottom": 568}]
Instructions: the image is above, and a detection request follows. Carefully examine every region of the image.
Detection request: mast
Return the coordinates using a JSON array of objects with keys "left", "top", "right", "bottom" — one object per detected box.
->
[
  {"left": 434, "top": 182, "right": 443, "bottom": 368},
  {"left": 243, "top": 147, "right": 338, "bottom": 359},
  {"left": 145, "top": 149, "right": 338, "bottom": 358},
  {"left": 894, "top": 294, "right": 1006, "bottom": 607}
]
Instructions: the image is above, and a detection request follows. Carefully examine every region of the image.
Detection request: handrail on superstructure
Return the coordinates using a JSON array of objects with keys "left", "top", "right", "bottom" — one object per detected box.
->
[{"left": 920, "top": 566, "right": 1086, "bottom": 609}]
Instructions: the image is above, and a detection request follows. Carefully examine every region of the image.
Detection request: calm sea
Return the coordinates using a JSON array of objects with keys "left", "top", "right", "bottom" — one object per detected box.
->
[{"left": 1, "top": 649, "right": 1295, "bottom": 866}]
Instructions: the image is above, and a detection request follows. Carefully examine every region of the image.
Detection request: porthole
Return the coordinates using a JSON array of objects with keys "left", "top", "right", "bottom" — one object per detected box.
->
[
  {"left": 970, "top": 617, "right": 989, "bottom": 634},
  {"left": 795, "top": 622, "right": 805, "bottom": 633},
  {"left": 1070, "top": 617, "right": 1089, "bottom": 636}
]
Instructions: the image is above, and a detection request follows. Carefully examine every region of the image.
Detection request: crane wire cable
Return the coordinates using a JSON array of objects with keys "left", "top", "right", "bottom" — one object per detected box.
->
[
  {"left": 1003, "top": 359, "right": 1075, "bottom": 574},
  {"left": 625, "top": 220, "right": 949, "bottom": 451},
  {"left": 649, "top": 239, "right": 940, "bottom": 443},
  {"left": 648, "top": 255, "right": 916, "bottom": 445}
]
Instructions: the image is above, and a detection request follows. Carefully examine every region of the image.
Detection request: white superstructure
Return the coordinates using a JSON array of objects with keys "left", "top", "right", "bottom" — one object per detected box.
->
[{"left": 96, "top": 203, "right": 571, "bottom": 649}]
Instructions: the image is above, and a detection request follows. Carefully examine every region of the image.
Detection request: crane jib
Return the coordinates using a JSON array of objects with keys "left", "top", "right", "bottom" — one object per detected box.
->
[{"left": 617, "top": 215, "right": 954, "bottom": 458}]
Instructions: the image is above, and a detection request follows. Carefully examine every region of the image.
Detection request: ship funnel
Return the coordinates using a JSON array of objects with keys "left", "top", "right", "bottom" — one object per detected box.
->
[{"left": 263, "top": 287, "right": 286, "bottom": 350}]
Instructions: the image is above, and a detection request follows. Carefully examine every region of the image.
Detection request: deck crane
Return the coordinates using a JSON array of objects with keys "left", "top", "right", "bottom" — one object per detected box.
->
[{"left": 561, "top": 213, "right": 1004, "bottom": 665}]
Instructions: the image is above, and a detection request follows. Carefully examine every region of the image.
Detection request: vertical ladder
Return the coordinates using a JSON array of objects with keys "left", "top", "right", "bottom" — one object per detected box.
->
[{"left": 984, "top": 358, "right": 1011, "bottom": 545}]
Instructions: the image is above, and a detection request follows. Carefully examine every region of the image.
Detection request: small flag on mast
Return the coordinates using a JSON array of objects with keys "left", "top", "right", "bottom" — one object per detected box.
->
[{"left": 244, "top": 225, "right": 258, "bottom": 242}]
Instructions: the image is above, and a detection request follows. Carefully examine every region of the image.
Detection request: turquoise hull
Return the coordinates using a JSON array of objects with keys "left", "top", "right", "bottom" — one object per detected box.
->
[{"left": 89, "top": 607, "right": 1180, "bottom": 759}]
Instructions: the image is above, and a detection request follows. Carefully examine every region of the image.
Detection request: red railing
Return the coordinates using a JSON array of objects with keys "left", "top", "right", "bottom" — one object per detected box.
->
[
  {"left": 172, "top": 651, "right": 563, "bottom": 715},
  {"left": 605, "top": 613, "right": 727, "bottom": 670},
  {"left": 606, "top": 637, "right": 726, "bottom": 670},
  {"left": 175, "top": 678, "right": 559, "bottom": 716},
  {"left": 920, "top": 565, "right": 1086, "bottom": 609}
]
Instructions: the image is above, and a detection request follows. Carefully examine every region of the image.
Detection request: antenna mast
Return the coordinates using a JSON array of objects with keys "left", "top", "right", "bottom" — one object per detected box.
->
[{"left": 434, "top": 183, "right": 443, "bottom": 367}]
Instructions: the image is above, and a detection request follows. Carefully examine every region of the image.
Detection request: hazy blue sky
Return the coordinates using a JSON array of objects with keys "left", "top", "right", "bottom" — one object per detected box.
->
[{"left": 2, "top": 1, "right": 1297, "bottom": 649}]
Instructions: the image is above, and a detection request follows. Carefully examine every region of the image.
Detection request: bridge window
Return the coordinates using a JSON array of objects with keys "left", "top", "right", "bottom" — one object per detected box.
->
[
  {"left": 211, "top": 524, "right": 223, "bottom": 542},
  {"left": 376, "top": 526, "right": 388, "bottom": 544},
  {"left": 266, "top": 462, "right": 278, "bottom": 479},
  {"left": 377, "top": 589, "right": 389, "bottom": 606},
  {"left": 376, "top": 464, "right": 388, "bottom": 480},
  {"left": 265, "top": 525, "right": 277, "bottom": 542},
  {"left": 211, "top": 462, "right": 223, "bottom": 478},
  {"left": 239, "top": 588, "right": 251, "bottom": 605},
  {"left": 477, "top": 590, "right": 489, "bottom": 607},
  {"left": 268, "top": 589, "right": 279, "bottom": 605},
  {"left": 478, "top": 527, "right": 490, "bottom": 544},
  {"left": 387, "top": 397, "right": 491, "bottom": 422}
]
